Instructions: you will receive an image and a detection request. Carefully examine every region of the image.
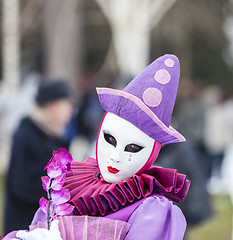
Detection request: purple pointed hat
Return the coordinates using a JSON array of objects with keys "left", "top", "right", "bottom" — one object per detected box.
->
[{"left": 96, "top": 54, "right": 185, "bottom": 145}]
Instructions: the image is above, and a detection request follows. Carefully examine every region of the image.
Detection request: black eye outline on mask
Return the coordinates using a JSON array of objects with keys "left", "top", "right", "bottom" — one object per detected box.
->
[
  {"left": 103, "top": 132, "right": 117, "bottom": 147},
  {"left": 124, "top": 144, "right": 144, "bottom": 153}
]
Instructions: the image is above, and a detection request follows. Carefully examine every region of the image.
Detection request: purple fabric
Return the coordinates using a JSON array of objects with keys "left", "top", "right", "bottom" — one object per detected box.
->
[
  {"left": 136, "top": 141, "right": 161, "bottom": 174},
  {"left": 124, "top": 195, "right": 186, "bottom": 240},
  {"left": 2, "top": 231, "right": 18, "bottom": 240},
  {"left": 31, "top": 208, "right": 47, "bottom": 225},
  {"left": 63, "top": 157, "right": 190, "bottom": 216},
  {"left": 123, "top": 55, "right": 180, "bottom": 127},
  {"left": 3, "top": 169, "right": 188, "bottom": 240},
  {"left": 105, "top": 197, "right": 145, "bottom": 222},
  {"left": 30, "top": 216, "right": 130, "bottom": 240},
  {"left": 26, "top": 195, "right": 186, "bottom": 240},
  {"left": 97, "top": 54, "right": 185, "bottom": 145},
  {"left": 97, "top": 93, "right": 182, "bottom": 144},
  {"left": 30, "top": 200, "right": 140, "bottom": 230}
]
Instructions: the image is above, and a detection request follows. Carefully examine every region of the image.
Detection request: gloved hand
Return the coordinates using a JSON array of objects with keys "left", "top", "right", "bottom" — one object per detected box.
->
[{"left": 12, "top": 220, "right": 62, "bottom": 240}]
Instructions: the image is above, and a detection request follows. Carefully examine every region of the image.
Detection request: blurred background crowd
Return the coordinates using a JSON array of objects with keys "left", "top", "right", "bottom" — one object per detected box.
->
[{"left": 1, "top": 0, "right": 233, "bottom": 239}]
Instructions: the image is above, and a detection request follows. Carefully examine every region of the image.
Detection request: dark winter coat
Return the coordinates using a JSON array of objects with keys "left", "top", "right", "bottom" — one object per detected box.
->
[
  {"left": 156, "top": 142, "right": 212, "bottom": 227},
  {"left": 4, "top": 117, "right": 69, "bottom": 234}
]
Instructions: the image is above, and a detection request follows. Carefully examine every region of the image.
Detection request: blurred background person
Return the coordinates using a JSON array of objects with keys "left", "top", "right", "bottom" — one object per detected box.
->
[
  {"left": 3, "top": 79, "right": 74, "bottom": 235},
  {"left": 156, "top": 80, "right": 213, "bottom": 236},
  {"left": 65, "top": 75, "right": 105, "bottom": 162}
]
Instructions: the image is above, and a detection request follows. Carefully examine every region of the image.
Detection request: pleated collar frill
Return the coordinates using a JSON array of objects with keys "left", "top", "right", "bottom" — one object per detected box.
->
[{"left": 63, "top": 157, "right": 190, "bottom": 216}]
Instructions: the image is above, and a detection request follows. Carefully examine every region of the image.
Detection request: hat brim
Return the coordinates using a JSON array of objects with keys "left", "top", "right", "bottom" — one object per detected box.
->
[{"left": 97, "top": 87, "right": 185, "bottom": 145}]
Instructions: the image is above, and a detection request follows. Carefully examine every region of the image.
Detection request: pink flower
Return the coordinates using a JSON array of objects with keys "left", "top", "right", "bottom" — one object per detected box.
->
[
  {"left": 55, "top": 203, "right": 75, "bottom": 216},
  {"left": 40, "top": 148, "right": 74, "bottom": 228},
  {"left": 39, "top": 197, "right": 54, "bottom": 215},
  {"left": 41, "top": 176, "right": 50, "bottom": 191},
  {"left": 46, "top": 158, "right": 63, "bottom": 178},
  {"left": 41, "top": 174, "right": 65, "bottom": 191},
  {"left": 56, "top": 148, "right": 73, "bottom": 165},
  {"left": 44, "top": 148, "right": 73, "bottom": 178},
  {"left": 51, "top": 174, "right": 66, "bottom": 191},
  {"left": 51, "top": 188, "right": 71, "bottom": 205}
]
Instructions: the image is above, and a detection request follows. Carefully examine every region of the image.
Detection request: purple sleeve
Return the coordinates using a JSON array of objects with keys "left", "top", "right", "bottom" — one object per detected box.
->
[
  {"left": 125, "top": 195, "right": 186, "bottom": 240},
  {"left": 2, "top": 231, "right": 18, "bottom": 240},
  {"left": 2, "top": 209, "right": 46, "bottom": 239},
  {"left": 31, "top": 208, "right": 47, "bottom": 225}
]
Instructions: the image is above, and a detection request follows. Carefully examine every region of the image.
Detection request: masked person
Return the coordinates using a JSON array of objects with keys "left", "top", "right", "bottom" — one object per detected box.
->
[{"left": 3, "top": 55, "right": 190, "bottom": 240}]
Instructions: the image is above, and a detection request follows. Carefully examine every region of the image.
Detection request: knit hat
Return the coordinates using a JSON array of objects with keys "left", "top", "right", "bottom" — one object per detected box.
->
[
  {"left": 97, "top": 54, "right": 185, "bottom": 145},
  {"left": 36, "top": 79, "right": 71, "bottom": 106}
]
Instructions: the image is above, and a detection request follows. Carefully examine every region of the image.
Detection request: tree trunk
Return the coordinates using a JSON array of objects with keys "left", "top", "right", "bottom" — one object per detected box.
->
[
  {"left": 42, "top": 0, "right": 82, "bottom": 93},
  {"left": 2, "top": 0, "right": 20, "bottom": 96},
  {"left": 0, "top": 0, "right": 20, "bottom": 173},
  {"left": 96, "top": 0, "right": 176, "bottom": 78}
]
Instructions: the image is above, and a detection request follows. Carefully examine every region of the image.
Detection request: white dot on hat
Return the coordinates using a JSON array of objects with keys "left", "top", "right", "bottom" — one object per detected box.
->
[
  {"left": 165, "top": 58, "right": 175, "bottom": 67},
  {"left": 142, "top": 87, "right": 162, "bottom": 108},
  {"left": 154, "top": 69, "right": 171, "bottom": 84}
]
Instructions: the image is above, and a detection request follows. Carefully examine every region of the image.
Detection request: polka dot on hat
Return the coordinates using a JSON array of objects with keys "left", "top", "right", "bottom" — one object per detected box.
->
[
  {"left": 154, "top": 69, "right": 171, "bottom": 84},
  {"left": 142, "top": 57, "right": 175, "bottom": 108},
  {"left": 165, "top": 58, "right": 175, "bottom": 67},
  {"left": 142, "top": 87, "right": 162, "bottom": 108}
]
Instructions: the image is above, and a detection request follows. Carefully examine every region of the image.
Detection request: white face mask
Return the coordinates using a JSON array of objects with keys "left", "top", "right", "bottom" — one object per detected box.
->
[{"left": 96, "top": 112, "right": 155, "bottom": 183}]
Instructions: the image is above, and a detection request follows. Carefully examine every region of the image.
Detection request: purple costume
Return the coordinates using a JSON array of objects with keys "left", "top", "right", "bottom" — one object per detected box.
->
[
  {"left": 9, "top": 157, "right": 188, "bottom": 240},
  {"left": 3, "top": 54, "right": 190, "bottom": 240}
]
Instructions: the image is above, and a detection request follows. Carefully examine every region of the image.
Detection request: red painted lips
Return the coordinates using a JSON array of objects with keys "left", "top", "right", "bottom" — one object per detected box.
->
[{"left": 107, "top": 166, "right": 119, "bottom": 174}]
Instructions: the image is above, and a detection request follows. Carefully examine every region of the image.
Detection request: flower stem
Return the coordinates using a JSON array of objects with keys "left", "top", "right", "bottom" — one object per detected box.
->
[
  {"left": 47, "top": 196, "right": 51, "bottom": 230},
  {"left": 47, "top": 178, "right": 53, "bottom": 230}
]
